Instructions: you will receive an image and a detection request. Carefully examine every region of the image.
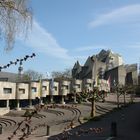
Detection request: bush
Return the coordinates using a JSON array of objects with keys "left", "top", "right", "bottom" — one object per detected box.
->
[{"left": 23, "top": 109, "right": 31, "bottom": 117}]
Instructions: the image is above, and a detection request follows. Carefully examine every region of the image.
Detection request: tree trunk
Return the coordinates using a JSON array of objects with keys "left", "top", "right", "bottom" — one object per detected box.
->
[
  {"left": 117, "top": 92, "right": 120, "bottom": 108},
  {"left": 123, "top": 92, "right": 126, "bottom": 105}
]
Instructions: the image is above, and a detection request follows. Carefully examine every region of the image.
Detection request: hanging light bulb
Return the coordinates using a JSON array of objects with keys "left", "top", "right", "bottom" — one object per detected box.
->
[
  {"left": 10, "top": 61, "right": 14, "bottom": 64},
  {"left": 25, "top": 55, "right": 29, "bottom": 58},
  {"left": 7, "top": 64, "right": 10, "bottom": 67},
  {"left": 3, "top": 65, "right": 7, "bottom": 69},
  {"left": 32, "top": 53, "right": 36, "bottom": 57}
]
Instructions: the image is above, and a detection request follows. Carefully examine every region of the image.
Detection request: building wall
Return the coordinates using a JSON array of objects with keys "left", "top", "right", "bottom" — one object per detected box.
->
[
  {"left": 105, "top": 67, "right": 119, "bottom": 88},
  {"left": 0, "top": 82, "right": 16, "bottom": 100},
  {"left": 125, "top": 64, "right": 138, "bottom": 85},
  {"left": 93, "top": 60, "right": 106, "bottom": 86},
  {"left": 105, "top": 65, "right": 126, "bottom": 90},
  {"left": 17, "top": 83, "right": 29, "bottom": 99},
  {"left": 0, "top": 77, "right": 111, "bottom": 101},
  {"left": 132, "top": 70, "right": 138, "bottom": 85},
  {"left": 42, "top": 80, "right": 50, "bottom": 97},
  {"left": 30, "top": 81, "right": 40, "bottom": 99},
  {"left": 60, "top": 80, "right": 71, "bottom": 96},
  {"left": 83, "top": 79, "right": 94, "bottom": 92},
  {"left": 51, "top": 81, "right": 59, "bottom": 96},
  {"left": 106, "top": 52, "right": 123, "bottom": 70},
  {"left": 118, "top": 65, "right": 126, "bottom": 85},
  {"left": 72, "top": 79, "right": 82, "bottom": 93}
]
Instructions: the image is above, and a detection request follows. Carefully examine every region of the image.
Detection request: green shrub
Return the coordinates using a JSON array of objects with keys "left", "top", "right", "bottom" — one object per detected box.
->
[{"left": 23, "top": 109, "right": 31, "bottom": 117}]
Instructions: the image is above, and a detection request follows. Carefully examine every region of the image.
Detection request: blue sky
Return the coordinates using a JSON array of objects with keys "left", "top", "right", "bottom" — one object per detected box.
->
[{"left": 0, "top": 0, "right": 140, "bottom": 77}]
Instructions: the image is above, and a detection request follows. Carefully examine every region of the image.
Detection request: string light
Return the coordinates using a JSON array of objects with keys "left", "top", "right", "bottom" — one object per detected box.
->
[{"left": 0, "top": 53, "right": 36, "bottom": 72}]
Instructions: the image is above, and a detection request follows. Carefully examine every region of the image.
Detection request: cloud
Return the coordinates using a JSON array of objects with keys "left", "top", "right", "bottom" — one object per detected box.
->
[
  {"left": 19, "top": 20, "right": 93, "bottom": 67},
  {"left": 75, "top": 45, "right": 108, "bottom": 52},
  {"left": 25, "top": 20, "right": 71, "bottom": 59},
  {"left": 89, "top": 4, "right": 140, "bottom": 28}
]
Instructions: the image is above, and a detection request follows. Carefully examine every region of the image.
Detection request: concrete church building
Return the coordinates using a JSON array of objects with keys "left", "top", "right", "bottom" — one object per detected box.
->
[{"left": 72, "top": 49, "right": 138, "bottom": 89}]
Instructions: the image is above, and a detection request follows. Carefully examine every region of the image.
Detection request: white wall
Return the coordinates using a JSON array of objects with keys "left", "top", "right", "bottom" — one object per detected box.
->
[
  {"left": 60, "top": 80, "right": 71, "bottom": 96},
  {"left": 83, "top": 79, "right": 94, "bottom": 92},
  {"left": 42, "top": 80, "right": 50, "bottom": 97},
  {"left": 30, "top": 82, "right": 40, "bottom": 99},
  {"left": 73, "top": 79, "right": 82, "bottom": 93},
  {"left": 0, "top": 82, "right": 16, "bottom": 100},
  {"left": 51, "top": 81, "right": 59, "bottom": 96},
  {"left": 16, "top": 83, "right": 29, "bottom": 99}
]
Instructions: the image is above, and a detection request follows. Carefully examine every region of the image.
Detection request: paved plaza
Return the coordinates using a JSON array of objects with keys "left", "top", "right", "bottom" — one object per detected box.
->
[{"left": 0, "top": 93, "right": 139, "bottom": 140}]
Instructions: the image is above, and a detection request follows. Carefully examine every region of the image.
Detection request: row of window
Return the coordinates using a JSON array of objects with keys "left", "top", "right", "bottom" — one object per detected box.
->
[
  {"left": 3, "top": 88, "right": 25, "bottom": 94},
  {"left": 3, "top": 85, "right": 72, "bottom": 94},
  {"left": 3, "top": 86, "right": 53, "bottom": 94},
  {"left": 3, "top": 83, "right": 93, "bottom": 94}
]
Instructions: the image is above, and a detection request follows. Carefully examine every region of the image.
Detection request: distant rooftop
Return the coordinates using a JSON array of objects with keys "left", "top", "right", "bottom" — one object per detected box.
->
[{"left": 0, "top": 71, "right": 19, "bottom": 82}]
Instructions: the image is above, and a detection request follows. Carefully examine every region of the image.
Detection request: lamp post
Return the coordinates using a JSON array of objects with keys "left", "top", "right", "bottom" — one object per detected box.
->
[
  {"left": 39, "top": 78, "right": 44, "bottom": 105},
  {"left": 16, "top": 53, "right": 36, "bottom": 110},
  {"left": 90, "top": 80, "right": 96, "bottom": 118},
  {"left": 50, "top": 78, "right": 54, "bottom": 103}
]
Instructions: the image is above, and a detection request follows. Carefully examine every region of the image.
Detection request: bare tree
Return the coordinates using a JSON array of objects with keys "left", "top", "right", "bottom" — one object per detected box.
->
[
  {"left": 51, "top": 68, "right": 72, "bottom": 80},
  {"left": 23, "top": 69, "right": 44, "bottom": 81},
  {"left": 0, "top": 0, "right": 32, "bottom": 50},
  {"left": 114, "top": 84, "right": 136, "bottom": 108}
]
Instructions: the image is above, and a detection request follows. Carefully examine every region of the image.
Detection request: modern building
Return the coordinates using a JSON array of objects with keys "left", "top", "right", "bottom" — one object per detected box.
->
[
  {"left": 0, "top": 49, "right": 138, "bottom": 110},
  {"left": 72, "top": 49, "right": 138, "bottom": 89}
]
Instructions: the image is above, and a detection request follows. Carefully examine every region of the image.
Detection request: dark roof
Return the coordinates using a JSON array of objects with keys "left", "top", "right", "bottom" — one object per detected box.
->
[
  {"left": 0, "top": 71, "right": 19, "bottom": 82},
  {"left": 97, "top": 49, "right": 110, "bottom": 62}
]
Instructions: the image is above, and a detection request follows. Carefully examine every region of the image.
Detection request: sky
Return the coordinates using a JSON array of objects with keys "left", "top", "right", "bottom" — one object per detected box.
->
[{"left": 0, "top": 0, "right": 140, "bottom": 77}]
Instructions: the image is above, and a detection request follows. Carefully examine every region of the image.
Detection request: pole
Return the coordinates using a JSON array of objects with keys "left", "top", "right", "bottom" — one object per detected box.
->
[
  {"left": 110, "top": 121, "right": 117, "bottom": 137},
  {"left": 50, "top": 78, "right": 54, "bottom": 103},
  {"left": 124, "top": 91, "right": 126, "bottom": 105},
  {"left": 16, "top": 60, "right": 23, "bottom": 110},
  {"left": 61, "top": 95, "right": 65, "bottom": 104},
  {"left": 91, "top": 91, "right": 96, "bottom": 117},
  {"left": 28, "top": 82, "right": 32, "bottom": 108},
  {"left": 40, "top": 79, "right": 43, "bottom": 104},
  {"left": 73, "top": 90, "right": 77, "bottom": 103},
  {"left": 46, "top": 125, "right": 50, "bottom": 136},
  {"left": 6, "top": 99, "right": 9, "bottom": 109}
]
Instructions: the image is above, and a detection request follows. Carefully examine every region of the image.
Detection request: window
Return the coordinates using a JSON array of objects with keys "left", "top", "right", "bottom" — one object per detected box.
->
[
  {"left": 89, "top": 83, "right": 91, "bottom": 87},
  {"left": 76, "top": 84, "right": 80, "bottom": 88},
  {"left": 65, "top": 85, "right": 69, "bottom": 90},
  {"left": 19, "top": 88, "right": 25, "bottom": 94},
  {"left": 0, "top": 78, "right": 8, "bottom": 81},
  {"left": 3, "top": 88, "right": 12, "bottom": 94},
  {"left": 42, "top": 86, "right": 47, "bottom": 91},
  {"left": 31, "top": 87, "right": 37, "bottom": 93},
  {"left": 54, "top": 86, "right": 57, "bottom": 91},
  {"left": 61, "top": 85, "right": 69, "bottom": 90}
]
